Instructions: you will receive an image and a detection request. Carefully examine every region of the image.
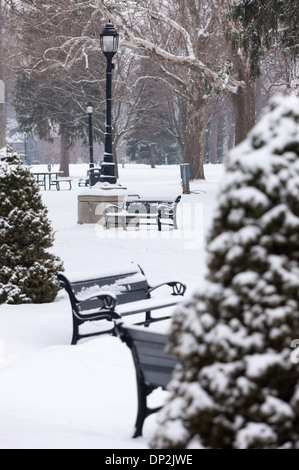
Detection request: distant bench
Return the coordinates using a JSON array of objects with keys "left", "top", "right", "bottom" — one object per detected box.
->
[
  {"left": 105, "top": 196, "right": 181, "bottom": 231},
  {"left": 58, "top": 264, "right": 186, "bottom": 345},
  {"left": 78, "top": 167, "right": 102, "bottom": 187},
  {"left": 51, "top": 177, "right": 73, "bottom": 190},
  {"left": 116, "top": 323, "right": 179, "bottom": 438}
]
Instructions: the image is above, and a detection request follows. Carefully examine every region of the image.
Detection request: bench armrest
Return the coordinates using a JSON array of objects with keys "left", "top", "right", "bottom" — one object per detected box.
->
[
  {"left": 114, "top": 322, "right": 130, "bottom": 346},
  {"left": 77, "top": 292, "right": 118, "bottom": 311},
  {"left": 157, "top": 202, "right": 175, "bottom": 208},
  {"left": 104, "top": 204, "right": 125, "bottom": 214},
  {"left": 148, "top": 281, "right": 186, "bottom": 296},
  {"left": 157, "top": 204, "right": 175, "bottom": 215}
]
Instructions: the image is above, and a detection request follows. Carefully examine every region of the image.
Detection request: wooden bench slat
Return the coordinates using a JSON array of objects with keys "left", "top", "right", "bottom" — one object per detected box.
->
[
  {"left": 71, "top": 271, "right": 146, "bottom": 292},
  {"left": 139, "top": 357, "right": 177, "bottom": 374},
  {"left": 142, "top": 369, "right": 174, "bottom": 388},
  {"left": 116, "top": 295, "right": 183, "bottom": 316},
  {"left": 123, "top": 326, "right": 166, "bottom": 342},
  {"left": 105, "top": 212, "right": 158, "bottom": 218}
]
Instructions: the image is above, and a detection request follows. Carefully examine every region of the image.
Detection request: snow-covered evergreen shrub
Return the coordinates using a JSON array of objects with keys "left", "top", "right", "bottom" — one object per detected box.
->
[
  {"left": 152, "top": 95, "right": 299, "bottom": 449},
  {"left": 0, "top": 146, "right": 63, "bottom": 304}
]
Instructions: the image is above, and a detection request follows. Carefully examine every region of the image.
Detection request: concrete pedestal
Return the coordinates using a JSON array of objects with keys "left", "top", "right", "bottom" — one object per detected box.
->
[{"left": 78, "top": 190, "right": 127, "bottom": 225}]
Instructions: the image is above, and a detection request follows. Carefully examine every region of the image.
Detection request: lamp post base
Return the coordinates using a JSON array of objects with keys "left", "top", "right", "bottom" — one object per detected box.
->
[
  {"left": 78, "top": 184, "right": 128, "bottom": 225},
  {"left": 100, "top": 158, "right": 117, "bottom": 184},
  {"left": 100, "top": 176, "right": 117, "bottom": 184}
]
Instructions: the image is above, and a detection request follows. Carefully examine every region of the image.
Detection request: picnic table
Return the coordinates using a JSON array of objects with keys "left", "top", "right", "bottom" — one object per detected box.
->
[{"left": 32, "top": 171, "right": 64, "bottom": 190}]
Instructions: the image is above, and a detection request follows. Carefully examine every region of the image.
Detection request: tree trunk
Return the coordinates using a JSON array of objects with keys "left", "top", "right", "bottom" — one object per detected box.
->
[
  {"left": 0, "top": 96, "right": 5, "bottom": 150},
  {"left": 227, "top": 106, "right": 235, "bottom": 151},
  {"left": 150, "top": 144, "right": 156, "bottom": 169},
  {"left": 183, "top": 94, "right": 208, "bottom": 180},
  {"left": 0, "top": 3, "right": 5, "bottom": 150},
  {"left": 217, "top": 118, "right": 224, "bottom": 163},
  {"left": 209, "top": 115, "right": 219, "bottom": 164},
  {"left": 59, "top": 127, "right": 70, "bottom": 176},
  {"left": 255, "top": 77, "right": 263, "bottom": 116},
  {"left": 230, "top": 76, "right": 256, "bottom": 145}
]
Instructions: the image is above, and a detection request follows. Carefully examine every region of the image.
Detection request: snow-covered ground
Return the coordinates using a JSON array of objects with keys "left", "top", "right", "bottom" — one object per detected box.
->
[{"left": 0, "top": 163, "right": 225, "bottom": 449}]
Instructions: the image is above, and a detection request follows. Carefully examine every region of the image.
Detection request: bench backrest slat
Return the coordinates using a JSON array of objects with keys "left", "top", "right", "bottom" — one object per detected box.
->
[
  {"left": 69, "top": 269, "right": 149, "bottom": 311},
  {"left": 120, "top": 326, "right": 178, "bottom": 389},
  {"left": 126, "top": 196, "right": 181, "bottom": 204},
  {"left": 125, "top": 196, "right": 181, "bottom": 215}
]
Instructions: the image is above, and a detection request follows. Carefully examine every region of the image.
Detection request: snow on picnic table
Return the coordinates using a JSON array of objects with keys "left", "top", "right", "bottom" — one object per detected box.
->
[{"left": 0, "top": 163, "right": 224, "bottom": 449}]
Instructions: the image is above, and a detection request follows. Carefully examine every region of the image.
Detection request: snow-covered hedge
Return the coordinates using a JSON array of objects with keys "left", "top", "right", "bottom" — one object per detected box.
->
[
  {"left": 152, "top": 95, "right": 299, "bottom": 449},
  {"left": 0, "top": 147, "right": 63, "bottom": 304}
]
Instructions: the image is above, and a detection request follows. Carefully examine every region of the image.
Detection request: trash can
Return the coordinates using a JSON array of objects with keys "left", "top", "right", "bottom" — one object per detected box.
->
[
  {"left": 89, "top": 167, "right": 102, "bottom": 186},
  {"left": 180, "top": 164, "right": 191, "bottom": 194}
]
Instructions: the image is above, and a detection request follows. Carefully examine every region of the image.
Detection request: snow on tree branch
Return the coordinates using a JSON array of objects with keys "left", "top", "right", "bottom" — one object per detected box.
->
[{"left": 95, "top": 0, "right": 243, "bottom": 95}]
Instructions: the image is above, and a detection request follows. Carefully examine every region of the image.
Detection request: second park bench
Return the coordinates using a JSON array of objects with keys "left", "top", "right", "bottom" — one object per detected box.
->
[{"left": 58, "top": 264, "right": 186, "bottom": 345}]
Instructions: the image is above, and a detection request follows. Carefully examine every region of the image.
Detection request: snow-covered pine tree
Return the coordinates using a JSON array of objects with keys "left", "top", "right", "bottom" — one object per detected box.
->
[
  {"left": 0, "top": 146, "right": 63, "bottom": 304},
  {"left": 152, "top": 95, "right": 299, "bottom": 449}
]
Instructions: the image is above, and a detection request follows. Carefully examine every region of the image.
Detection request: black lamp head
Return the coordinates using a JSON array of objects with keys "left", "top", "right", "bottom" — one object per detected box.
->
[{"left": 100, "top": 21, "right": 119, "bottom": 57}]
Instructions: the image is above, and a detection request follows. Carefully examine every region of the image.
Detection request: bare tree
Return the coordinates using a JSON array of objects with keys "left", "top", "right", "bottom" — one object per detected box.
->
[
  {"left": 0, "top": 1, "right": 5, "bottom": 149},
  {"left": 11, "top": 1, "right": 107, "bottom": 175},
  {"left": 94, "top": 0, "right": 298, "bottom": 172},
  {"left": 8, "top": 0, "right": 297, "bottom": 178},
  {"left": 123, "top": 56, "right": 186, "bottom": 167},
  {"left": 93, "top": 0, "right": 241, "bottom": 178},
  {"left": 16, "top": 0, "right": 238, "bottom": 179}
]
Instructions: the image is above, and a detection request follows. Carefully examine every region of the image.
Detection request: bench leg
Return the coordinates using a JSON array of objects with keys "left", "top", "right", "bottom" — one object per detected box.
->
[
  {"left": 158, "top": 211, "right": 162, "bottom": 231},
  {"left": 172, "top": 205, "right": 179, "bottom": 229},
  {"left": 134, "top": 379, "right": 148, "bottom": 438},
  {"left": 145, "top": 311, "right": 152, "bottom": 327},
  {"left": 172, "top": 212, "right": 177, "bottom": 230},
  {"left": 71, "top": 314, "right": 81, "bottom": 345},
  {"left": 105, "top": 216, "right": 128, "bottom": 230},
  {"left": 133, "top": 377, "right": 163, "bottom": 438},
  {"left": 36, "top": 175, "right": 46, "bottom": 190},
  {"left": 71, "top": 312, "right": 116, "bottom": 345},
  {"left": 54, "top": 181, "right": 72, "bottom": 191}
]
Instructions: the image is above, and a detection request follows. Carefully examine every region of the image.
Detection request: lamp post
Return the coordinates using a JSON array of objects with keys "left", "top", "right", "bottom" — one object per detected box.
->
[
  {"left": 86, "top": 101, "right": 95, "bottom": 186},
  {"left": 23, "top": 133, "right": 28, "bottom": 164},
  {"left": 100, "top": 21, "right": 119, "bottom": 184}
]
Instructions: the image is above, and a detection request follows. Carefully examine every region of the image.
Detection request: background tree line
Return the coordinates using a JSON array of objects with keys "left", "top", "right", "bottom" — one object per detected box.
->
[{"left": 0, "top": 0, "right": 298, "bottom": 177}]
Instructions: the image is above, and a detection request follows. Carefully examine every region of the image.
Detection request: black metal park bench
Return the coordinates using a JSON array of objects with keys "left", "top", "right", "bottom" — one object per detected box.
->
[
  {"left": 104, "top": 195, "right": 181, "bottom": 231},
  {"left": 58, "top": 264, "right": 186, "bottom": 345},
  {"left": 115, "top": 323, "right": 179, "bottom": 438},
  {"left": 78, "top": 167, "right": 102, "bottom": 187}
]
